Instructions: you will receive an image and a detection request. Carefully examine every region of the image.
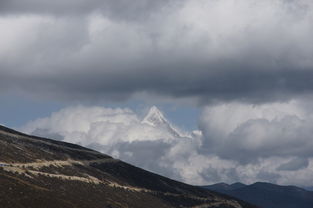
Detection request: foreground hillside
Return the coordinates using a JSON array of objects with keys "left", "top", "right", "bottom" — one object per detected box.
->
[
  {"left": 203, "top": 182, "right": 313, "bottom": 208},
  {"left": 0, "top": 125, "right": 256, "bottom": 208}
]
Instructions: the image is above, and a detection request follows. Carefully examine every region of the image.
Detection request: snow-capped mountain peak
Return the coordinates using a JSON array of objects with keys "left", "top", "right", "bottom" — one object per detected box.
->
[
  {"left": 142, "top": 106, "right": 168, "bottom": 126},
  {"left": 141, "top": 106, "right": 190, "bottom": 138}
]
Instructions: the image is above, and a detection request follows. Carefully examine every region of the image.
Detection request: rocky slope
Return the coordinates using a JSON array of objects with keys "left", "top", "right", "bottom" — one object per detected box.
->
[{"left": 0, "top": 125, "right": 257, "bottom": 208}]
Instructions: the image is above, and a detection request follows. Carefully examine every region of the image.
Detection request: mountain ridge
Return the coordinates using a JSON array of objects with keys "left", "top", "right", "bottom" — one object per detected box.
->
[
  {"left": 203, "top": 182, "right": 313, "bottom": 208},
  {"left": 0, "top": 125, "right": 257, "bottom": 208}
]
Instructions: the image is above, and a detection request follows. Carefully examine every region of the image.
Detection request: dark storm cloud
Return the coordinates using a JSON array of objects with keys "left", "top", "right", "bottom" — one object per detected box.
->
[
  {"left": 4, "top": 63, "right": 313, "bottom": 103},
  {"left": 1, "top": 0, "right": 313, "bottom": 104},
  {"left": 0, "top": 0, "right": 178, "bottom": 21}
]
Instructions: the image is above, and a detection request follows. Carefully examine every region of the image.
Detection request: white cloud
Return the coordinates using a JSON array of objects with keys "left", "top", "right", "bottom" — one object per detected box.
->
[
  {"left": 277, "top": 157, "right": 309, "bottom": 171},
  {"left": 199, "top": 100, "right": 313, "bottom": 162},
  {"left": 22, "top": 105, "right": 182, "bottom": 145},
  {"left": 21, "top": 102, "right": 313, "bottom": 187}
]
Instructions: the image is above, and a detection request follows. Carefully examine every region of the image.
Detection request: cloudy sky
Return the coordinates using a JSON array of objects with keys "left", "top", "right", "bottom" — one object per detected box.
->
[{"left": 1, "top": 0, "right": 313, "bottom": 186}]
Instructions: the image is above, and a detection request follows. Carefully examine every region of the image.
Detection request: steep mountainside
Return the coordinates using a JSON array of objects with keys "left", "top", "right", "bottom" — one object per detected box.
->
[
  {"left": 0, "top": 125, "right": 256, "bottom": 208},
  {"left": 203, "top": 182, "right": 313, "bottom": 208}
]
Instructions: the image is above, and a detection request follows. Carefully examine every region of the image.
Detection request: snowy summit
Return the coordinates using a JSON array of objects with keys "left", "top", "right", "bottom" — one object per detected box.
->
[
  {"left": 142, "top": 106, "right": 187, "bottom": 138},
  {"left": 142, "top": 106, "right": 168, "bottom": 126}
]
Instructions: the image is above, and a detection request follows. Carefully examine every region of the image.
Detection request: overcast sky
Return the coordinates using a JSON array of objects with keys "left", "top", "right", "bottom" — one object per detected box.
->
[{"left": 1, "top": 0, "right": 313, "bottom": 186}]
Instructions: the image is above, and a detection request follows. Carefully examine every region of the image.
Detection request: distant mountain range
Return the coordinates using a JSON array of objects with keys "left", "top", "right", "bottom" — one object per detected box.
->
[
  {"left": 0, "top": 125, "right": 256, "bottom": 208},
  {"left": 303, "top": 186, "right": 313, "bottom": 191},
  {"left": 202, "top": 182, "right": 313, "bottom": 208}
]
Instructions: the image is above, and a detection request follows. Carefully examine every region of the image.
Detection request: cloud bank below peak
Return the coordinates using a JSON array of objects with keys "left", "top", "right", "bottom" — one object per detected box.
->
[
  {"left": 1, "top": 0, "right": 313, "bottom": 104},
  {"left": 21, "top": 102, "right": 313, "bottom": 186},
  {"left": 22, "top": 106, "right": 190, "bottom": 146}
]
